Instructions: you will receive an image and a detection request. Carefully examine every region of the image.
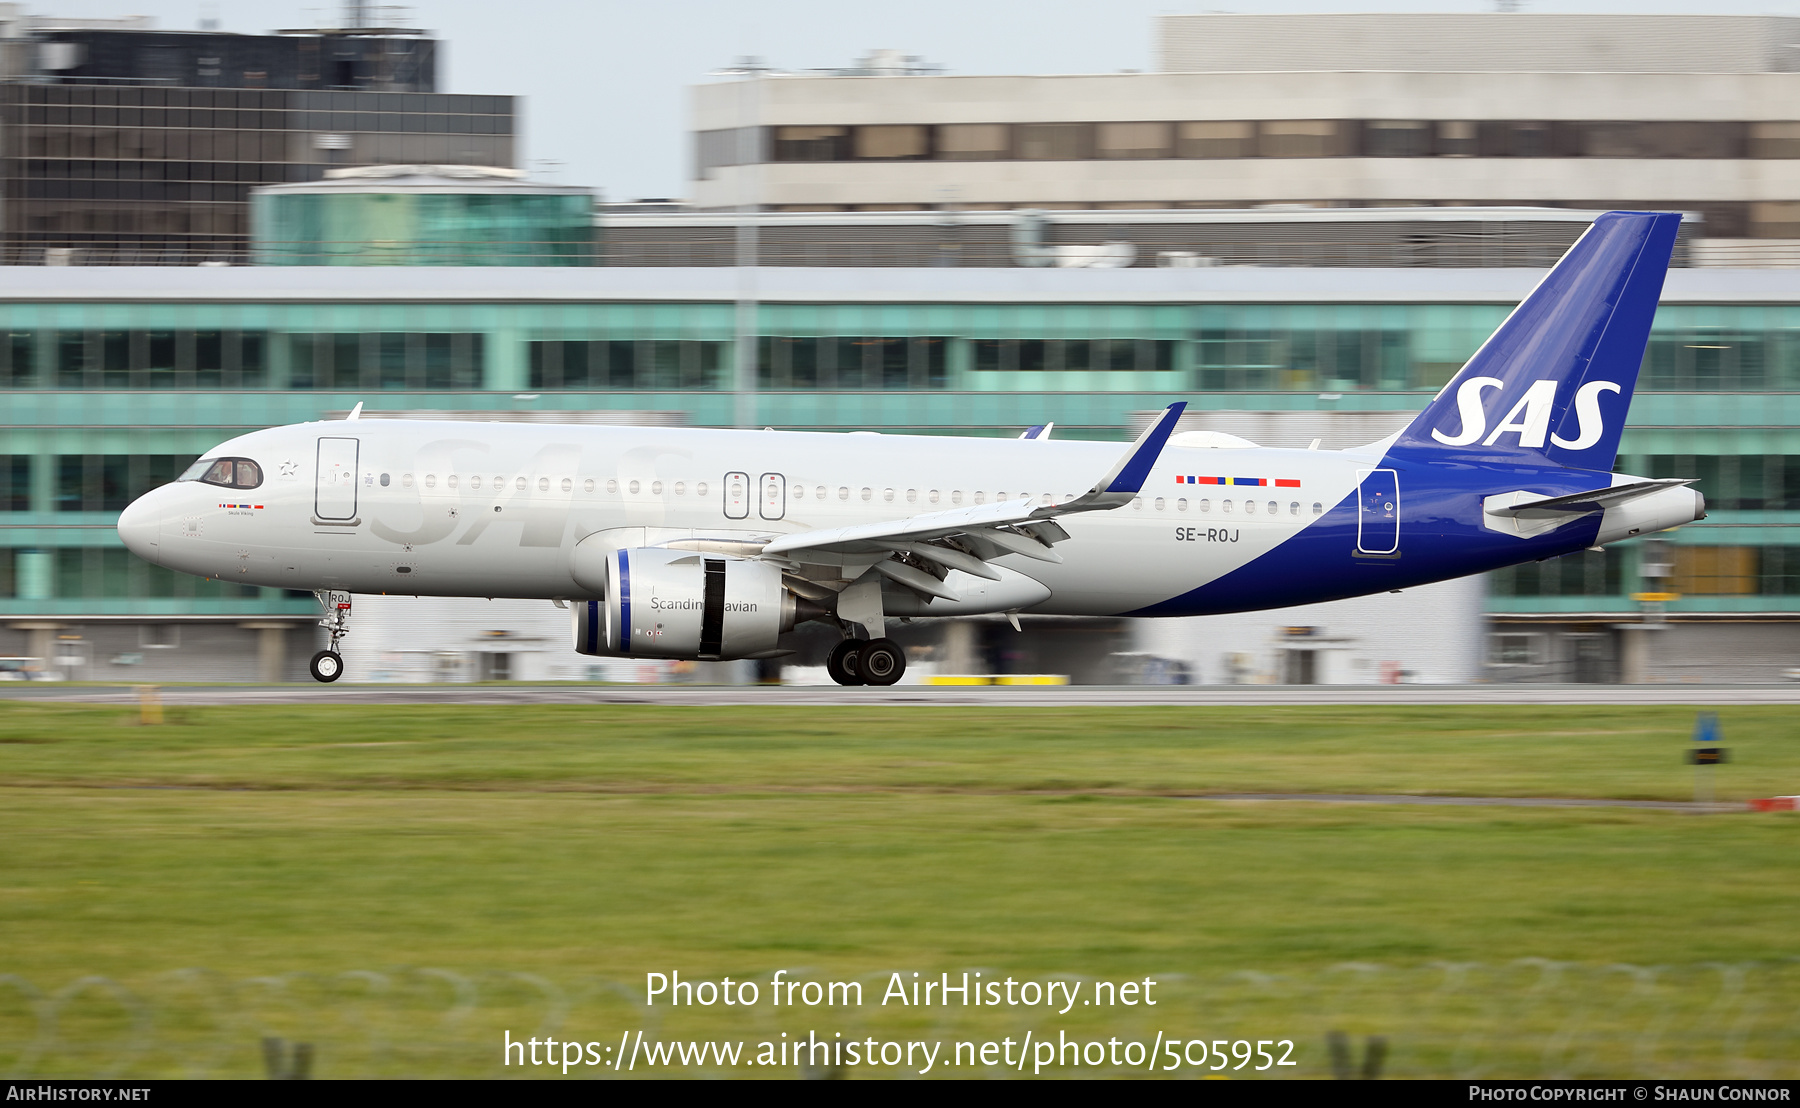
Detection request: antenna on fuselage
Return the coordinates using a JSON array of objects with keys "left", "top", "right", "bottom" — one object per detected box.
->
[{"left": 346, "top": 402, "right": 363, "bottom": 421}]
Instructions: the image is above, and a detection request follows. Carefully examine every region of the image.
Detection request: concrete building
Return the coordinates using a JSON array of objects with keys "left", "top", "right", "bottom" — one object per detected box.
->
[
  {"left": 0, "top": 6, "right": 517, "bottom": 264},
  {"left": 688, "top": 13, "right": 1800, "bottom": 243}
]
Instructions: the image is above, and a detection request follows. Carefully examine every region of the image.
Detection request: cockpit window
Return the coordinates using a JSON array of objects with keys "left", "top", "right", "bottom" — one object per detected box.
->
[{"left": 181, "top": 457, "right": 263, "bottom": 490}]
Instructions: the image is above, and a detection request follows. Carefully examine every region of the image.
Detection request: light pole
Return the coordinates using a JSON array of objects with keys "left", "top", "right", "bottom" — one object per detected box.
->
[{"left": 716, "top": 59, "right": 767, "bottom": 429}]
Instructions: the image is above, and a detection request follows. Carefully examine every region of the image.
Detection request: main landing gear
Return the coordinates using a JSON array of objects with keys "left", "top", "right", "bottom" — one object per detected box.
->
[
  {"left": 310, "top": 590, "right": 352, "bottom": 683},
  {"left": 827, "top": 637, "right": 906, "bottom": 687}
]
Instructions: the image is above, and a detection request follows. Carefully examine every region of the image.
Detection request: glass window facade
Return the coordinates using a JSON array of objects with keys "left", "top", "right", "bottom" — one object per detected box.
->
[
  {"left": 54, "top": 547, "right": 258, "bottom": 600},
  {"left": 254, "top": 191, "right": 594, "bottom": 267},
  {"left": 55, "top": 455, "right": 196, "bottom": 512},
  {"left": 737, "top": 118, "right": 1781, "bottom": 166},
  {"left": 289, "top": 333, "right": 483, "bottom": 390},
  {"left": 2, "top": 286, "right": 1800, "bottom": 619},
  {"left": 0, "top": 84, "right": 518, "bottom": 264}
]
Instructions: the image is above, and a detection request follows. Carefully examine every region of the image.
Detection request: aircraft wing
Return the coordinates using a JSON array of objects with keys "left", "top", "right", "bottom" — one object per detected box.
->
[{"left": 759, "top": 403, "right": 1187, "bottom": 574}]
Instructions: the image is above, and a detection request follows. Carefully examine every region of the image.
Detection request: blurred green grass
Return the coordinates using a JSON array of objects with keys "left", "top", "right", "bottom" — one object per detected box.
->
[
  {"left": 1, "top": 702, "right": 1796, "bottom": 799},
  {"left": 1, "top": 703, "right": 1797, "bottom": 1077}
]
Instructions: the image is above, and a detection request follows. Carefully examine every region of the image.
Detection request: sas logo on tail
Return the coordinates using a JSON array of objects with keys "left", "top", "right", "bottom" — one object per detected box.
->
[{"left": 1431, "top": 376, "right": 1621, "bottom": 450}]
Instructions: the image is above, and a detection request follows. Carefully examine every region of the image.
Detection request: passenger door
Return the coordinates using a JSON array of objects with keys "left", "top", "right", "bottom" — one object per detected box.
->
[
  {"left": 1356, "top": 468, "right": 1399, "bottom": 555},
  {"left": 315, "top": 437, "right": 359, "bottom": 520}
]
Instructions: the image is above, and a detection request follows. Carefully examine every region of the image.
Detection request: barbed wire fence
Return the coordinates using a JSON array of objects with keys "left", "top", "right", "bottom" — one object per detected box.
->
[{"left": 2, "top": 960, "right": 1797, "bottom": 1079}]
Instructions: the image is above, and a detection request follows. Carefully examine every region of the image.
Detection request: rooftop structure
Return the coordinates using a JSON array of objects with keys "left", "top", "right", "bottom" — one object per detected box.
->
[
  {"left": 688, "top": 15, "right": 1800, "bottom": 238},
  {"left": 1157, "top": 13, "right": 1800, "bottom": 74},
  {"left": 595, "top": 206, "right": 1698, "bottom": 269},
  {"left": 254, "top": 165, "right": 596, "bottom": 266}
]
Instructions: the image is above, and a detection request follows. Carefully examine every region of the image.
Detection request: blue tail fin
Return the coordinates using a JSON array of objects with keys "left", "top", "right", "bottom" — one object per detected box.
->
[{"left": 1392, "top": 211, "right": 1681, "bottom": 471}]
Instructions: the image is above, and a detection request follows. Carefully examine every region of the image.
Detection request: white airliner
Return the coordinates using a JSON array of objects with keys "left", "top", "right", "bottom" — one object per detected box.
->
[{"left": 117, "top": 212, "right": 1705, "bottom": 685}]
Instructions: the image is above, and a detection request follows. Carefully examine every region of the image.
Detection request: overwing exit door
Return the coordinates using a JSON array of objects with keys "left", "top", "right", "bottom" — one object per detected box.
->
[
  {"left": 315, "top": 437, "right": 359, "bottom": 520},
  {"left": 759, "top": 473, "right": 785, "bottom": 520},
  {"left": 723, "top": 471, "right": 749, "bottom": 519},
  {"left": 1356, "top": 468, "right": 1399, "bottom": 554}
]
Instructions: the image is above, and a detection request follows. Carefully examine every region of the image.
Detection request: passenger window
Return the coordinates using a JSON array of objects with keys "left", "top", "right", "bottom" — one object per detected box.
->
[
  {"left": 952, "top": 491, "right": 963, "bottom": 505},
  {"left": 562, "top": 478, "right": 572, "bottom": 492},
  {"left": 425, "top": 474, "right": 436, "bottom": 488},
  {"left": 379, "top": 473, "right": 390, "bottom": 487},
  {"left": 471, "top": 476, "right": 483, "bottom": 490},
  {"left": 1155, "top": 497, "right": 1165, "bottom": 510}
]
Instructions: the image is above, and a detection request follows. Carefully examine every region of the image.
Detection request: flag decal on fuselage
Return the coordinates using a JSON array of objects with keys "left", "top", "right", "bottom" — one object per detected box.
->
[{"left": 1175, "top": 476, "right": 1301, "bottom": 487}]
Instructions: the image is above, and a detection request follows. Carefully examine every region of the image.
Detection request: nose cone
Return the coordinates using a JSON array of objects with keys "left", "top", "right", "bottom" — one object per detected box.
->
[{"left": 117, "top": 492, "right": 163, "bottom": 565}]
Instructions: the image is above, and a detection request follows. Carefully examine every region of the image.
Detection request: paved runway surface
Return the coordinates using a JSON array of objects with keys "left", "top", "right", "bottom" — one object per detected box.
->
[{"left": 4, "top": 683, "right": 1800, "bottom": 706}]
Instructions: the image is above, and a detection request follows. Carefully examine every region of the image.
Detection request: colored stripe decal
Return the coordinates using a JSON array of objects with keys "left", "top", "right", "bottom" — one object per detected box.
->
[
  {"left": 1180, "top": 476, "right": 1301, "bottom": 487},
  {"left": 585, "top": 600, "right": 599, "bottom": 655},
  {"left": 618, "top": 549, "right": 632, "bottom": 654}
]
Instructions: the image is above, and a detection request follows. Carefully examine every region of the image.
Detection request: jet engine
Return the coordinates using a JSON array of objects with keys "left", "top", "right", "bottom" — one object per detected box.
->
[{"left": 571, "top": 547, "right": 797, "bottom": 660}]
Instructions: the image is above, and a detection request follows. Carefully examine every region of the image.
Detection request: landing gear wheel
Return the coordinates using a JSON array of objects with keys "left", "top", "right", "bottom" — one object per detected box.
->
[
  {"left": 858, "top": 638, "right": 906, "bottom": 686},
  {"left": 826, "top": 640, "right": 865, "bottom": 686},
  {"left": 309, "top": 650, "right": 344, "bottom": 683}
]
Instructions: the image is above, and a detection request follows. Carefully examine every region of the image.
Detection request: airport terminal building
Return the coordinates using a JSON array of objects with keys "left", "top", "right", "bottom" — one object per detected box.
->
[{"left": 3, "top": 242, "right": 1800, "bottom": 683}]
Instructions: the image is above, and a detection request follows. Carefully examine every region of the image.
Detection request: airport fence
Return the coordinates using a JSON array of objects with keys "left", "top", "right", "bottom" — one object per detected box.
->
[{"left": 3, "top": 960, "right": 1798, "bottom": 1079}]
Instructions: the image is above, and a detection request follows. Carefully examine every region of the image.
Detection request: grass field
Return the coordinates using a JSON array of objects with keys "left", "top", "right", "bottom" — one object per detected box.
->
[{"left": 1, "top": 702, "right": 1797, "bottom": 1078}]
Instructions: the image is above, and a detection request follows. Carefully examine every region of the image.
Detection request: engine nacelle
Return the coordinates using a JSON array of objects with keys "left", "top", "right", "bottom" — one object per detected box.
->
[{"left": 571, "top": 547, "right": 794, "bottom": 660}]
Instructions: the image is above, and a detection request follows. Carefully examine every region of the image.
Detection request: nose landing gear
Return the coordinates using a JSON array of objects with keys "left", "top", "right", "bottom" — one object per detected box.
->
[{"left": 310, "top": 590, "right": 352, "bottom": 683}]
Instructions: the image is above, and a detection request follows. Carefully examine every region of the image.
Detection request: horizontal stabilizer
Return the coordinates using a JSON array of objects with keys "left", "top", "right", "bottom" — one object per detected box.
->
[{"left": 1487, "top": 478, "right": 1696, "bottom": 517}]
